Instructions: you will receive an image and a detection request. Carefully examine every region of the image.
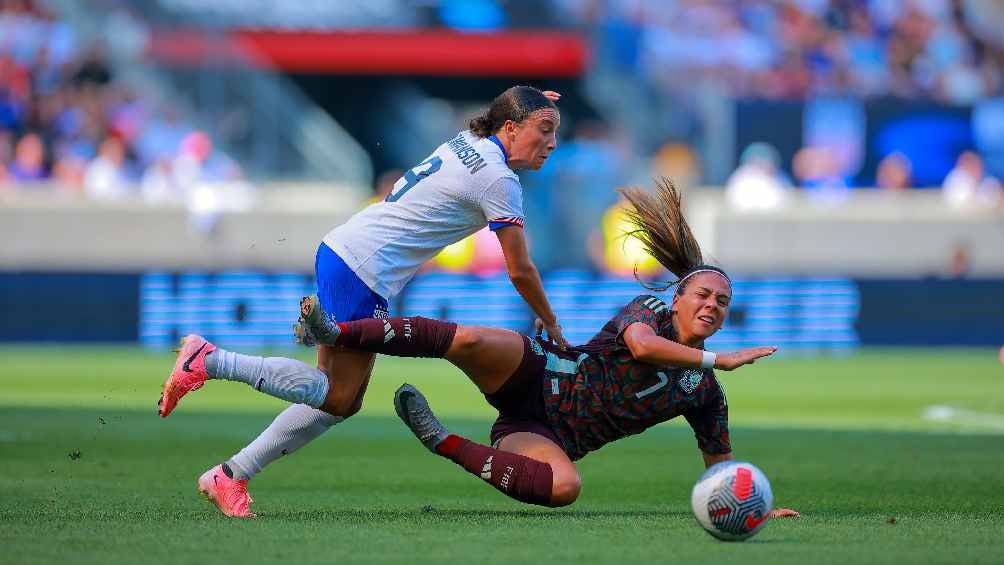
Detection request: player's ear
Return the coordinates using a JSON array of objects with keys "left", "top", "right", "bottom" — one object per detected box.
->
[
  {"left": 503, "top": 119, "right": 517, "bottom": 137},
  {"left": 670, "top": 293, "right": 680, "bottom": 312}
]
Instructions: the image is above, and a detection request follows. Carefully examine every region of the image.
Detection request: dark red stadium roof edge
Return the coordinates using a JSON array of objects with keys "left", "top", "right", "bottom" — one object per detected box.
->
[{"left": 147, "top": 30, "right": 590, "bottom": 77}]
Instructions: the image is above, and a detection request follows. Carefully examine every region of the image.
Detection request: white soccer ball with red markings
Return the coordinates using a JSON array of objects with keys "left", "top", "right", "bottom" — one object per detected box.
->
[{"left": 691, "top": 461, "right": 774, "bottom": 541}]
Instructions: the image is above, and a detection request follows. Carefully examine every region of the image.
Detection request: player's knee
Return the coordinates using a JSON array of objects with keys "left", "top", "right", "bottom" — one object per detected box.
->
[
  {"left": 345, "top": 394, "right": 364, "bottom": 417},
  {"left": 549, "top": 474, "right": 581, "bottom": 507},
  {"left": 450, "top": 326, "right": 483, "bottom": 355},
  {"left": 320, "top": 401, "right": 353, "bottom": 418},
  {"left": 325, "top": 401, "right": 361, "bottom": 419},
  {"left": 320, "top": 388, "right": 360, "bottom": 418}
]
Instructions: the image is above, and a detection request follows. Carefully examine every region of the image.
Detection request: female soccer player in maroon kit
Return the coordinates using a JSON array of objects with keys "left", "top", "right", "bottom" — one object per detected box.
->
[{"left": 311, "top": 179, "right": 797, "bottom": 516}]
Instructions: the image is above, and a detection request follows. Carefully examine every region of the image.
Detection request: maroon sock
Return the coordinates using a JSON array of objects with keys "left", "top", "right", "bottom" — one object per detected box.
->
[
  {"left": 335, "top": 316, "right": 457, "bottom": 358},
  {"left": 435, "top": 434, "right": 554, "bottom": 507}
]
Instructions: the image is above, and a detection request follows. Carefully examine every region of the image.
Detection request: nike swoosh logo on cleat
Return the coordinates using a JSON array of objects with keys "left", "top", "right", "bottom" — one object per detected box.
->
[{"left": 182, "top": 343, "right": 208, "bottom": 372}]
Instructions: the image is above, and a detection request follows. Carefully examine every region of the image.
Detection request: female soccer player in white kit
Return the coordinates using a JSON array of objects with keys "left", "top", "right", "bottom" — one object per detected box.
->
[{"left": 158, "top": 86, "right": 571, "bottom": 517}]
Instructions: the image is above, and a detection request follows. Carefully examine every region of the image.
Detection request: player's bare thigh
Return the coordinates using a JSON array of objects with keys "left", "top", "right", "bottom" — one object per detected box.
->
[
  {"left": 497, "top": 431, "right": 581, "bottom": 506},
  {"left": 444, "top": 325, "right": 525, "bottom": 395},
  {"left": 317, "top": 344, "right": 375, "bottom": 418}
]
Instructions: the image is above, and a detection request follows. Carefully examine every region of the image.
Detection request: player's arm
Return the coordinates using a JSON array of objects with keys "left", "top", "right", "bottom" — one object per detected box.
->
[
  {"left": 622, "top": 322, "right": 777, "bottom": 370},
  {"left": 495, "top": 225, "right": 569, "bottom": 349}
]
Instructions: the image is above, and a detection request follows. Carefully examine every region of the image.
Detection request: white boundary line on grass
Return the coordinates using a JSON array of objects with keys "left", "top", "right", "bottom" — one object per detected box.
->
[{"left": 922, "top": 405, "right": 1004, "bottom": 431}]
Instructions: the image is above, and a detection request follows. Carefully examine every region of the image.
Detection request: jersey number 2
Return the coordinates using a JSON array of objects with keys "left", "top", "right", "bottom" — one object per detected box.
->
[{"left": 385, "top": 157, "right": 443, "bottom": 202}]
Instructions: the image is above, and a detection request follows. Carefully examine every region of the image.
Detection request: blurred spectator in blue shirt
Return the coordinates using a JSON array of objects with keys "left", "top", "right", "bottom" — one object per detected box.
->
[
  {"left": 875, "top": 152, "right": 913, "bottom": 191},
  {"left": 7, "top": 132, "right": 46, "bottom": 182},
  {"left": 523, "top": 120, "right": 626, "bottom": 271},
  {"left": 794, "top": 145, "right": 851, "bottom": 204},
  {"left": 439, "top": 0, "right": 507, "bottom": 31}
]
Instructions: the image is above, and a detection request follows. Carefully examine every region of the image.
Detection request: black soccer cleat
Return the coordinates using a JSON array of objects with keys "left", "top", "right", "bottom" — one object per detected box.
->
[{"left": 394, "top": 384, "right": 449, "bottom": 453}]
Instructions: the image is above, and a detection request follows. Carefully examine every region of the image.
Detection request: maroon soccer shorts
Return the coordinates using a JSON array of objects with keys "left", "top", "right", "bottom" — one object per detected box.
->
[{"left": 485, "top": 335, "right": 563, "bottom": 448}]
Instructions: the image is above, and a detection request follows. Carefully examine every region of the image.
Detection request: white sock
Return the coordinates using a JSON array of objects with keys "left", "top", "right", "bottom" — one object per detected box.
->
[
  {"left": 206, "top": 349, "right": 329, "bottom": 408},
  {"left": 226, "top": 403, "right": 343, "bottom": 480}
]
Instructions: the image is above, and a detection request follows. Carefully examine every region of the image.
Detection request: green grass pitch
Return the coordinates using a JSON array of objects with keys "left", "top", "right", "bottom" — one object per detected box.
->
[{"left": 1, "top": 347, "right": 1002, "bottom": 564}]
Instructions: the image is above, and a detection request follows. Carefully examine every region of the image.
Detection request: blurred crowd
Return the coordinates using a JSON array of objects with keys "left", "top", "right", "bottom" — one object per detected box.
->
[
  {"left": 431, "top": 0, "right": 1004, "bottom": 211},
  {"left": 565, "top": 0, "right": 1003, "bottom": 104},
  {"left": 725, "top": 141, "right": 1001, "bottom": 211},
  {"left": 420, "top": 114, "right": 1000, "bottom": 276},
  {"left": 0, "top": 0, "right": 248, "bottom": 214},
  {"left": 2, "top": 0, "right": 1001, "bottom": 264},
  {"left": 414, "top": 0, "right": 1003, "bottom": 103}
]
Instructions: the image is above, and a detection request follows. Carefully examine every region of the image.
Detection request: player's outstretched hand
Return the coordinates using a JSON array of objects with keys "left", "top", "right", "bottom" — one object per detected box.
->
[
  {"left": 769, "top": 508, "right": 800, "bottom": 518},
  {"left": 714, "top": 346, "right": 778, "bottom": 371},
  {"left": 542, "top": 90, "right": 561, "bottom": 102},
  {"left": 535, "top": 318, "right": 571, "bottom": 350}
]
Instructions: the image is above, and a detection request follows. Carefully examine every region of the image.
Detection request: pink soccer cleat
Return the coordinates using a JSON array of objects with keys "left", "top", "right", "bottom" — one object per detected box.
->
[
  {"left": 197, "top": 464, "right": 256, "bottom": 518},
  {"left": 159, "top": 334, "right": 216, "bottom": 418}
]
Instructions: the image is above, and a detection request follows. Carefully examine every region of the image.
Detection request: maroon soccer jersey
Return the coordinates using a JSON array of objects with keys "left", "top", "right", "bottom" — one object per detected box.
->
[{"left": 540, "top": 295, "right": 731, "bottom": 461}]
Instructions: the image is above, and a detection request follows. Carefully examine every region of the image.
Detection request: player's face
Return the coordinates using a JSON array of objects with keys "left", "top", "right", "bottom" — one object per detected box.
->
[
  {"left": 672, "top": 273, "right": 731, "bottom": 341},
  {"left": 503, "top": 108, "right": 559, "bottom": 170}
]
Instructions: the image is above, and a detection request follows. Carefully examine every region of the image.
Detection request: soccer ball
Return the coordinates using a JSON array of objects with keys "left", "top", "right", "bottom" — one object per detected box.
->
[{"left": 691, "top": 460, "right": 774, "bottom": 541}]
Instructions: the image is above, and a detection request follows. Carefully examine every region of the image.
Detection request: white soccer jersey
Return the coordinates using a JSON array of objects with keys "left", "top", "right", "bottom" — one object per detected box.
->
[{"left": 324, "top": 130, "right": 524, "bottom": 299}]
